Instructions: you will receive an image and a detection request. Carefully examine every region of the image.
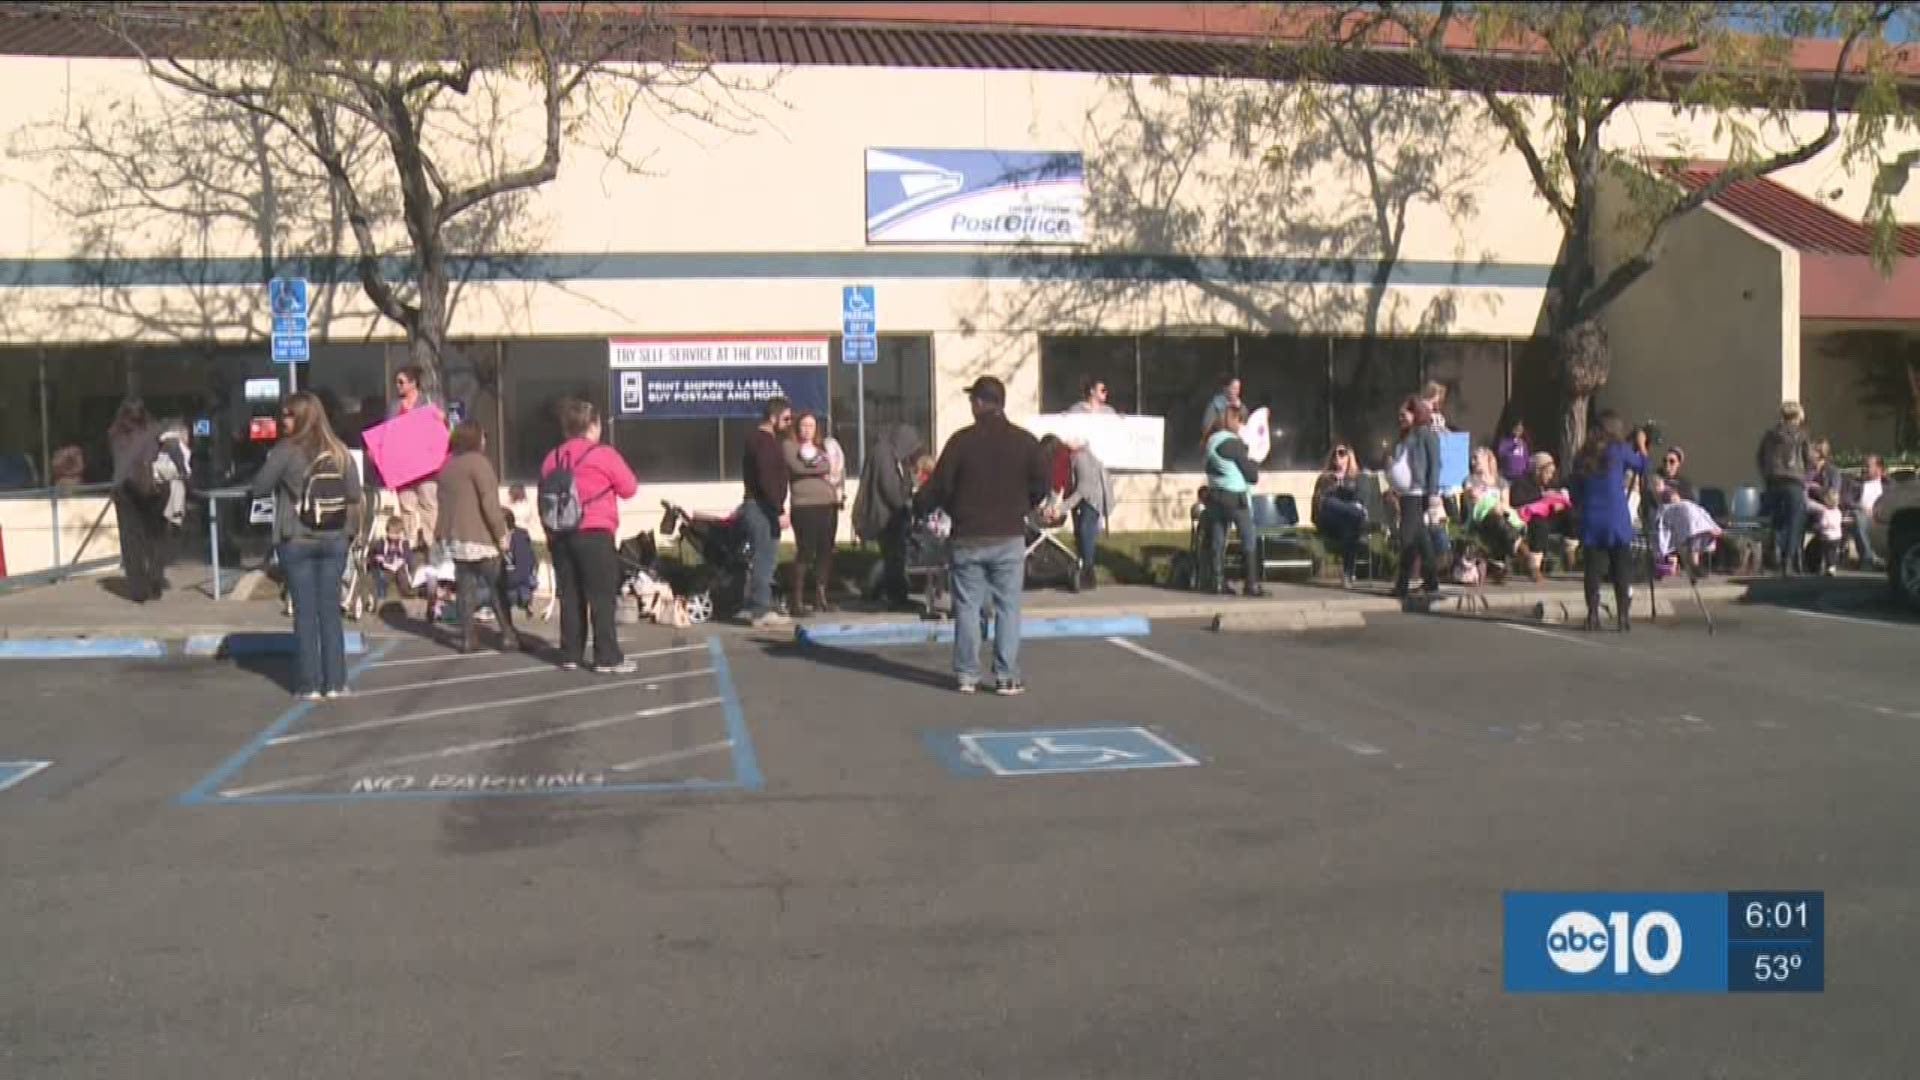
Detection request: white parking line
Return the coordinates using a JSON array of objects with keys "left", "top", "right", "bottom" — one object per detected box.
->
[
  {"left": 1492, "top": 622, "right": 1612, "bottom": 648},
  {"left": 1106, "top": 637, "right": 1384, "bottom": 757},
  {"left": 219, "top": 697, "right": 725, "bottom": 798},
  {"left": 1790, "top": 608, "right": 1912, "bottom": 631},
  {"left": 369, "top": 642, "right": 706, "bottom": 669},
  {"left": 266, "top": 668, "right": 716, "bottom": 746},
  {"left": 353, "top": 645, "right": 707, "bottom": 697},
  {"left": 610, "top": 740, "right": 733, "bottom": 773}
]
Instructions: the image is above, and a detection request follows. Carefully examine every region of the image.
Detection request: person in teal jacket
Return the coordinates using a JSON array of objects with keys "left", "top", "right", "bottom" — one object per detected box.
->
[{"left": 1202, "top": 405, "right": 1265, "bottom": 597}]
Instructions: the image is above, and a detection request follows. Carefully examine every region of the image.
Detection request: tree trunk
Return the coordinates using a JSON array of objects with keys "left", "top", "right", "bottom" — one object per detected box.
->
[{"left": 1555, "top": 318, "right": 1610, "bottom": 460}]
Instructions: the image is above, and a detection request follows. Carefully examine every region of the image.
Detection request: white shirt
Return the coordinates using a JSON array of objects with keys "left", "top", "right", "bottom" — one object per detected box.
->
[{"left": 1859, "top": 478, "right": 1884, "bottom": 516}]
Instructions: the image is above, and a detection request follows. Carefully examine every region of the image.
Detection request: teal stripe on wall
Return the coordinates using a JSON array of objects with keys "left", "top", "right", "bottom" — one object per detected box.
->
[{"left": 0, "top": 251, "right": 1555, "bottom": 290}]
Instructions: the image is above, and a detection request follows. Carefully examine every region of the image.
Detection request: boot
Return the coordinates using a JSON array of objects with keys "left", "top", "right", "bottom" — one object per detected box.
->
[
  {"left": 1582, "top": 610, "right": 1603, "bottom": 633},
  {"left": 788, "top": 563, "right": 812, "bottom": 617},
  {"left": 815, "top": 553, "right": 838, "bottom": 613},
  {"left": 459, "top": 616, "right": 479, "bottom": 655}
]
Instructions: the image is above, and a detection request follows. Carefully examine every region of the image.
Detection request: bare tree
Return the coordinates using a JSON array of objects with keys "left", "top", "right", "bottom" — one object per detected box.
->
[
  {"left": 1297, "top": 2, "right": 1920, "bottom": 455},
  {"left": 86, "top": 1, "right": 767, "bottom": 391}
]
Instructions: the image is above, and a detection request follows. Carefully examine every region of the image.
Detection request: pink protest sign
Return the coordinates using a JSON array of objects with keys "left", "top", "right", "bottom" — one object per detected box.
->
[{"left": 362, "top": 405, "right": 448, "bottom": 489}]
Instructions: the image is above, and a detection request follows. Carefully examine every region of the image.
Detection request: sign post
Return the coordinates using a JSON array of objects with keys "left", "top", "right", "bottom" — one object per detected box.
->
[
  {"left": 268, "top": 277, "right": 311, "bottom": 394},
  {"left": 842, "top": 285, "right": 877, "bottom": 469}
]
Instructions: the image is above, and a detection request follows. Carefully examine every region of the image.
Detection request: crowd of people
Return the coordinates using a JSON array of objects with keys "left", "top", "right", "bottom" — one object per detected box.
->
[{"left": 98, "top": 355, "right": 1896, "bottom": 698}]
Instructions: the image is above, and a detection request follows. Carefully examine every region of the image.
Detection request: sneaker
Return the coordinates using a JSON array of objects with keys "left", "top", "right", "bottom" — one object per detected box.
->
[
  {"left": 323, "top": 688, "right": 349, "bottom": 700},
  {"left": 752, "top": 610, "right": 793, "bottom": 630},
  {"left": 559, "top": 661, "right": 581, "bottom": 672},
  {"left": 299, "top": 691, "right": 324, "bottom": 703},
  {"left": 595, "top": 659, "right": 638, "bottom": 675},
  {"left": 956, "top": 677, "right": 978, "bottom": 695},
  {"left": 994, "top": 679, "right": 1026, "bottom": 697}
]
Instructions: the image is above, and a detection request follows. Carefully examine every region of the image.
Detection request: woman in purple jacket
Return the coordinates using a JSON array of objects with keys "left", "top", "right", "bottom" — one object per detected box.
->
[{"left": 1569, "top": 411, "right": 1651, "bottom": 633}]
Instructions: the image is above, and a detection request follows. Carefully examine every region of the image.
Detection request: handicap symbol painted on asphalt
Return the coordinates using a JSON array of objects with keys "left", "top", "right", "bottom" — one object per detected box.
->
[{"left": 941, "top": 727, "right": 1199, "bottom": 778}]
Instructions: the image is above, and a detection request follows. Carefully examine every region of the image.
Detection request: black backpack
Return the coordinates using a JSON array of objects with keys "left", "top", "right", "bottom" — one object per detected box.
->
[
  {"left": 538, "top": 445, "right": 605, "bottom": 535},
  {"left": 297, "top": 451, "right": 351, "bottom": 532}
]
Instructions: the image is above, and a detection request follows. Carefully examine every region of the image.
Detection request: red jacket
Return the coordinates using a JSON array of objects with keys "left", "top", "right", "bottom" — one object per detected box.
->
[{"left": 540, "top": 438, "right": 637, "bottom": 535}]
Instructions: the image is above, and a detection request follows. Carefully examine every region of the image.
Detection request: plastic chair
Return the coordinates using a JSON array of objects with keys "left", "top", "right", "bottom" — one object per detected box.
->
[
  {"left": 1249, "top": 493, "right": 1316, "bottom": 578},
  {"left": 1698, "top": 487, "right": 1731, "bottom": 524},
  {"left": 1729, "top": 486, "right": 1766, "bottom": 527}
]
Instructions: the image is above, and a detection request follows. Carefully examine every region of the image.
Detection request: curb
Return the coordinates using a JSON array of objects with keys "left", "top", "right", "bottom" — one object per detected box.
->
[{"left": 797, "top": 615, "right": 1151, "bottom": 648}]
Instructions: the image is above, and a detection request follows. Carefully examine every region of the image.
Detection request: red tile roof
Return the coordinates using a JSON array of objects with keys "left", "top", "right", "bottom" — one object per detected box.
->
[{"left": 1673, "top": 166, "right": 1920, "bottom": 257}]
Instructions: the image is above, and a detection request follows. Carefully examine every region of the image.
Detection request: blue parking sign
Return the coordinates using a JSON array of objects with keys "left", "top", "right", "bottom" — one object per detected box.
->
[{"left": 947, "top": 727, "right": 1199, "bottom": 777}]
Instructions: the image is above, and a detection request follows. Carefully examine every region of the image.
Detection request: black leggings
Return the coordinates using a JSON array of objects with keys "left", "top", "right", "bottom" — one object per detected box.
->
[
  {"left": 1583, "top": 543, "right": 1633, "bottom": 619},
  {"left": 1393, "top": 496, "right": 1438, "bottom": 593}
]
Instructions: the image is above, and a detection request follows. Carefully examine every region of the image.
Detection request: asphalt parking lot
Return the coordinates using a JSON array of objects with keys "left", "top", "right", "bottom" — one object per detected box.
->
[{"left": 3, "top": 595, "right": 1918, "bottom": 1079}]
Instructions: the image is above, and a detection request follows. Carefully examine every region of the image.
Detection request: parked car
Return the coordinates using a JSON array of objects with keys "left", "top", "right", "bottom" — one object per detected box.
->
[{"left": 1870, "top": 473, "right": 1920, "bottom": 612}]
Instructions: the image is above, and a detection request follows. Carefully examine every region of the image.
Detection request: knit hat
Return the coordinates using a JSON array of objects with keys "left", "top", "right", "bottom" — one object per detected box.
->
[{"left": 1530, "top": 451, "right": 1554, "bottom": 470}]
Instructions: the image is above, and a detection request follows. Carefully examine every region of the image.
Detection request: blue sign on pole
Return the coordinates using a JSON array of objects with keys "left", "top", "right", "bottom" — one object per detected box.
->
[
  {"left": 268, "top": 277, "right": 310, "bottom": 366},
  {"left": 842, "top": 284, "right": 877, "bottom": 365}
]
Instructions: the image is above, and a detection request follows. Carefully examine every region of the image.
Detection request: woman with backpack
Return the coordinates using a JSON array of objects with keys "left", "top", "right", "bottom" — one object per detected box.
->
[
  {"left": 252, "top": 392, "right": 364, "bottom": 700},
  {"left": 107, "top": 398, "right": 172, "bottom": 603},
  {"left": 539, "top": 399, "right": 639, "bottom": 674},
  {"left": 436, "top": 422, "right": 520, "bottom": 655}
]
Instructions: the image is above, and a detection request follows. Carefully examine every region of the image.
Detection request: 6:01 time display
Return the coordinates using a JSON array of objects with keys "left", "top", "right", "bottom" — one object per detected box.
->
[{"left": 1745, "top": 899, "right": 1812, "bottom": 931}]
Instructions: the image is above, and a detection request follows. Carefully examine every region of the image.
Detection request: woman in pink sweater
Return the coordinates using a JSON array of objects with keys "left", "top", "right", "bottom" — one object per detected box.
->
[{"left": 540, "top": 399, "right": 639, "bottom": 673}]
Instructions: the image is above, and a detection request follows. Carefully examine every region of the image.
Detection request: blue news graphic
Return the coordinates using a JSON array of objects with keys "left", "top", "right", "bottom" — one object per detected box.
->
[{"left": 1505, "top": 891, "right": 1824, "bottom": 994}]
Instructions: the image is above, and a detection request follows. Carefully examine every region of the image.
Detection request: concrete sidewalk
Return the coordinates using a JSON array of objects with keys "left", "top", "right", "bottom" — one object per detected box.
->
[{"left": 0, "top": 564, "right": 1778, "bottom": 643}]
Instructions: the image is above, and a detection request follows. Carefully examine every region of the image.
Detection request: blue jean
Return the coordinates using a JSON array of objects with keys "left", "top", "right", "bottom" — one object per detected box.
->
[
  {"left": 1853, "top": 513, "right": 1877, "bottom": 565},
  {"left": 1071, "top": 502, "right": 1102, "bottom": 576},
  {"left": 951, "top": 538, "right": 1025, "bottom": 683},
  {"left": 739, "top": 501, "right": 781, "bottom": 617},
  {"left": 280, "top": 535, "right": 349, "bottom": 695},
  {"left": 1767, "top": 481, "right": 1807, "bottom": 572}
]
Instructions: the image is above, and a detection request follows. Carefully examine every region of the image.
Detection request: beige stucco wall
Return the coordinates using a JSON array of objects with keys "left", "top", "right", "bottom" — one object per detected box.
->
[{"left": 1593, "top": 178, "right": 1799, "bottom": 493}]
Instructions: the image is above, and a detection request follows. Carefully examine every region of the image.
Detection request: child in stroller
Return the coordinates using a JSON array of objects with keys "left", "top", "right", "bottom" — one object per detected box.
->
[
  {"left": 654, "top": 500, "right": 752, "bottom": 624},
  {"left": 904, "top": 453, "right": 952, "bottom": 618}
]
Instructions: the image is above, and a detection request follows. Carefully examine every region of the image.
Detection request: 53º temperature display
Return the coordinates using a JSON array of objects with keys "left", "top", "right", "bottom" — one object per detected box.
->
[{"left": 1505, "top": 892, "right": 1823, "bottom": 994}]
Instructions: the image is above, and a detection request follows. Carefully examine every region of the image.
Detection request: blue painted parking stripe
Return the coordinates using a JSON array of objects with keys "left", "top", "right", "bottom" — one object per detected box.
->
[
  {"left": 177, "top": 639, "right": 398, "bottom": 806},
  {"left": 797, "top": 615, "right": 1151, "bottom": 648},
  {"left": 708, "top": 637, "right": 763, "bottom": 790},
  {"left": 0, "top": 637, "right": 167, "bottom": 660}
]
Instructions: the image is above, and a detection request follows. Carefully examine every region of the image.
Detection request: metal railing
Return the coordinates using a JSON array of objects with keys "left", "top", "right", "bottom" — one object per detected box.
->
[{"left": 0, "top": 482, "right": 120, "bottom": 588}]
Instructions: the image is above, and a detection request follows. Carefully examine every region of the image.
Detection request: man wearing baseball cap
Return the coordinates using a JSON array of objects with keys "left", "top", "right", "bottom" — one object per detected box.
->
[{"left": 912, "top": 375, "right": 1050, "bottom": 695}]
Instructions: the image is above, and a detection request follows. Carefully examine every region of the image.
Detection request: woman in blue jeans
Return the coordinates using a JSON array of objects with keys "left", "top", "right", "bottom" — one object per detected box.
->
[
  {"left": 253, "top": 392, "right": 364, "bottom": 700},
  {"left": 1312, "top": 444, "right": 1368, "bottom": 587}
]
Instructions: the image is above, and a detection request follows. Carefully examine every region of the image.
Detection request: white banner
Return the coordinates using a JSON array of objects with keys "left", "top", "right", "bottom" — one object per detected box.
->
[
  {"left": 609, "top": 337, "right": 828, "bottom": 369},
  {"left": 1025, "top": 414, "right": 1165, "bottom": 472}
]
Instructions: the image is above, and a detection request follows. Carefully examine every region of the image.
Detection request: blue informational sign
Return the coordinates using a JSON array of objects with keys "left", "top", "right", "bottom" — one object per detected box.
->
[
  {"left": 951, "top": 727, "right": 1198, "bottom": 778},
  {"left": 866, "top": 148, "right": 1087, "bottom": 244},
  {"left": 1504, "top": 891, "right": 1824, "bottom": 994},
  {"left": 268, "top": 277, "right": 311, "bottom": 365},
  {"left": 842, "top": 284, "right": 877, "bottom": 365},
  {"left": 192, "top": 418, "right": 213, "bottom": 438},
  {"left": 1438, "top": 431, "right": 1470, "bottom": 492},
  {"left": 608, "top": 356, "right": 828, "bottom": 420}
]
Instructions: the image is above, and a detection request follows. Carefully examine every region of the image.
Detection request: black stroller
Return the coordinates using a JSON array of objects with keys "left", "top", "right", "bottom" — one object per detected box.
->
[{"left": 653, "top": 500, "right": 752, "bottom": 624}]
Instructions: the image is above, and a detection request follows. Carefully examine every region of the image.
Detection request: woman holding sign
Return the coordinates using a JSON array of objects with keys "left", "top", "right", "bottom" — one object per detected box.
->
[{"left": 1201, "top": 405, "right": 1265, "bottom": 598}]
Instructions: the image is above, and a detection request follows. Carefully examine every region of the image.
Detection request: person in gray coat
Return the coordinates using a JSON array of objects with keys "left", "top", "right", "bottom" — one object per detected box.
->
[
  {"left": 1058, "top": 439, "right": 1114, "bottom": 592},
  {"left": 852, "top": 422, "right": 923, "bottom": 609}
]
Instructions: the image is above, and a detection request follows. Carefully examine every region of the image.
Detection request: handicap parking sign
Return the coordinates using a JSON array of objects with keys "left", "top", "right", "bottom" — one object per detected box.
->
[{"left": 944, "top": 726, "right": 1198, "bottom": 777}]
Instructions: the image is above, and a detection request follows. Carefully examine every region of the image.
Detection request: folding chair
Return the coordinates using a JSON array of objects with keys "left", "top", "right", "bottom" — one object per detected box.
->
[
  {"left": 1024, "top": 512, "right": 1079, "bottom": 587},
  {"left": 1249, "top": 493, "right": 1319, "bottom": 580}
]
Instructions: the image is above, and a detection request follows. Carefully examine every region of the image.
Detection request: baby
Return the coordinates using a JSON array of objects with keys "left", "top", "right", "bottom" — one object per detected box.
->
[
  {"left": 1653, "top": 479, "right": 1723, "bottom": 580},
  {"left": 1814, "top": 488, "right": 1845, "bottom": 576},
  {"left": 367, "top": 515, "right": 415, "bottom": 603}
]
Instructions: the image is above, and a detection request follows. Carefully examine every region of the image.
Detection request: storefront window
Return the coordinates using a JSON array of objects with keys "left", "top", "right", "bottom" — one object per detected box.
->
[
  {"left": 1237, "top": 335, "right": 1331, "bottom": 470},
  {"left": 1331, "top": 337, "right": 1423, "bottom": 471},
  {"left": 0, "top": 350, "right": 46, "bottom": 490},
  {"left": 828, "top": 335, "right": 933, "bottom": 474},
  {"left": 307, "top": 342, "right": 392, "bottom": 448},
  {"left": 503, "top": 339, "right": 608, "bottom": 480},
  {"left": 1142, "top": 336, "right": 1234, "bottom": 471},
  {"left": 1038, "top": 335, "right": 1137, "bottom": 414},
  {"left": 1421, "top": 339, "right": 1510, "bottom": 446}
]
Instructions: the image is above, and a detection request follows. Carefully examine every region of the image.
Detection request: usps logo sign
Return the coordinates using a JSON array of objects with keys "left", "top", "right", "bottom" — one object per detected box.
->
[{"left": 865, "top": 148, "right": 1086, "bottom": 244}]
